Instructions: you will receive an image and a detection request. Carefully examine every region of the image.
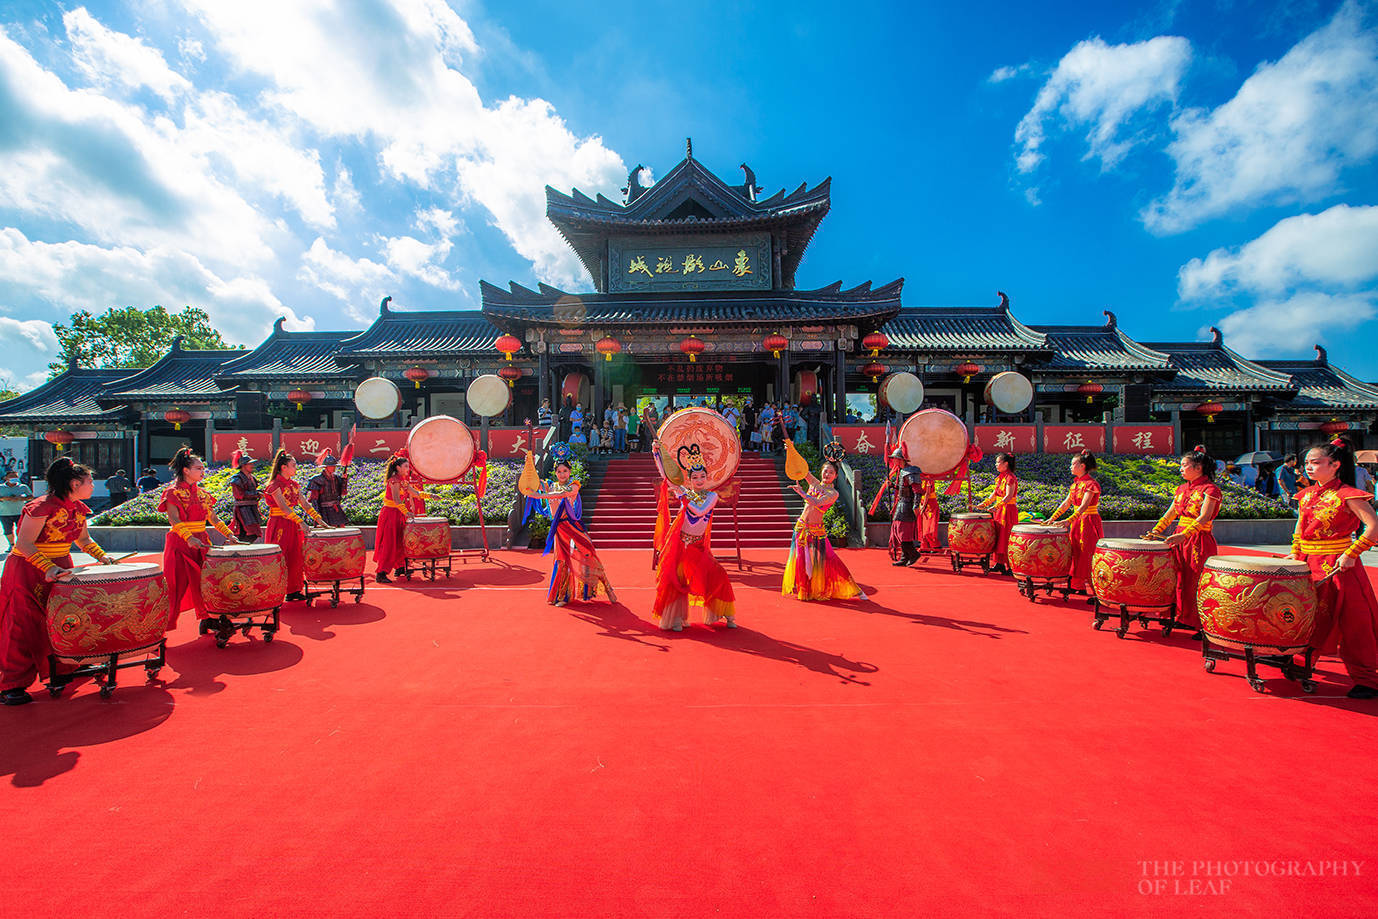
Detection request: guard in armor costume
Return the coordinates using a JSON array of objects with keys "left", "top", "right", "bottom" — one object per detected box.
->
[
  {"left": 229, "top": 450, "right": 263, "bottom": 542},
  {"left": 783, "top": 441, "right": 865, "bottom": 601},
  {"left": 886, "top": 448, "right": 923, "bottom": 566},
  {"left": 650, "top": 440, "right": 737, "bottom": 630},
  {"left": 519, "top": 445, "right": 616, "bottom": 606},
  {"left": 1145, "top": 446, "right": 1221, "bottom": 632},
  {"left": 307, "top": 444, "right": 354, "bottom": 528}
]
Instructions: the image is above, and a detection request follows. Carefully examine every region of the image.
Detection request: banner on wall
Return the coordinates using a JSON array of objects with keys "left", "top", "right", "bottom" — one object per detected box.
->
[
  {"left": 831, "top": 425, "right": 888, "bottom": 456},
  {"left": 1111, "top": 425, "right": 1175, "bottom": 455},
  {"left": 1043, "top": 425, "right": 1107, "bottom": 454},
  {"left": 487, "top": 427, "right": 549, "bottom": 457},
  {"left": 280, "top": 431, "right": 342, "bottom": 460},
  {"left": 210, "top": 432, "right": 272, "bottom": 463},
  {"left": 974, "top": 425, "right": 1036, "bottom": 454}
]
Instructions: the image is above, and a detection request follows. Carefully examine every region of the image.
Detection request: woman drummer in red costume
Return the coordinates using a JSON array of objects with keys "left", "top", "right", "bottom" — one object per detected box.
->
[
  {"left": 1144, "top": 445, "right": 1221, "bottom": 636},
  {"left": 373, "top": 452, "right": 417, "bottom": 583},
  {"left": 263, "top": 449, "right": 323, "bottom": 601},
  {"left": 916, "top": 476, "right": 942, "bottom": 552},
  {"left": 976, "top": 452, "right": 1019, "bottom": 574},
  {"left": 1289, "top": 437, "right": 1378, "bottom": 699},
  {"left": 0, "top": 458, "right": 109, "bottom": 705},
  {"left": 159, "top": 448, "right": 238, "bottom": 629},
  {"left": 650, "top": 440, "right": 737, "bottom": 631},
  {"left": 1047, "top": 450, "right": 1103, "bottom": 594}
]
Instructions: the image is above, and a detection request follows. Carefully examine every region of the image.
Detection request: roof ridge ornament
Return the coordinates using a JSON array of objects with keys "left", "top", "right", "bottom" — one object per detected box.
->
[
  {"left": 739, "top": 163, "right": 761, "bottom": 203},
  {"left": 1315, "top": 343, "right": 1328, "bottom": 365},
  {"left": 380, "top": 295, "right": 392, "bottom": 316},
  {"left": 997, "top": 291, "right": 1010, "bottom": 310},
  {"left": 686, "top": 137, "right": 693, "bottom": 159},
  {"left": 1103, "top": 309, "right": 1117, "bottom": 328},
  {"left": 622, "top": 164, "right": 647, "bottom": 205},
  {"left": 1209, "top": 326, "right": 1222, "bottom": 345}
]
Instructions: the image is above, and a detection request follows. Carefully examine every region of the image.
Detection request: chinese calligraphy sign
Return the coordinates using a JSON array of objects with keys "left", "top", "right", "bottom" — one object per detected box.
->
[{"left": 608, "top": 233, "right": 771, "bottom": 292}]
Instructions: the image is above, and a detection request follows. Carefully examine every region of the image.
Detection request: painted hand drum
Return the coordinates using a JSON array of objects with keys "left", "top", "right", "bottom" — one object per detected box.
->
[
  {"left": 404, "top": 516, "right": 451, "bottom": 560},
  {"left": 984, "top": 371, "right": 1033, "bottom": 415},
  {"left": 304, "top": 527, "right": 367, "bottom": 581},
  {"left": 948, "top": 512, "right": 997, "bottom": 555},
  {"left": 466, "top": 374, "right": 511, "bottom": 418},
  {"left": 656, "top": 406, "right": 741, "bottom": 490},
  {"left": 407, "top": 415, "right": 476, "bottom": 482},
  {"left": 1196, "top": 556, "right": 1317, "bottom": 654},
  {"left": 879, "top": 372, "right": 923, "bottom": 415},
  {"left": 899, "top": 408, "right": 969, "bottom": 477},
  {"left": 201, "top": 544, "right": 288, "bottom": 615},
  {"left": 1008, "top": 524, "right": 1073, "bottom": 579},
  {"left": 1092, "top": 538, "right": 1178, "bottom": 608},
  {"left": 46, "top": 563, "right": 169, "bottom": 657}
]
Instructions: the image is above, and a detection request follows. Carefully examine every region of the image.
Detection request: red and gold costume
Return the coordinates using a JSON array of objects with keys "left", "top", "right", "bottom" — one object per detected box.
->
[
  {"left": 373, "top": 478, "right": 413, "bottom": 575},
  {"left": 1147, "top": 477, "right": 1221, "bottom": 629},
  {"left": 782, "top": 487, "right": 864, "bottom": 602},
  {"left": 158, "top": 482, "right": 235, "bottom": 627},
  {"left": 978, "top": 471, "right": 1019, "bottom": 567},
  {"left": 917, "top": 478, "right": 941, "bottom": 551},
  {"left": 0, "top": 496, "right": 104, "bottom": 691},
  {"left": 264, "top": 476, "right": 322, "bottom": 594},
  {"left": 1052, "top": 475, "right": 1102, "bottom": 591},
  {"left": 1294, "top": 480, "right": 1378, "bottom": 688},
  {"left": 652, "top": 483, "right": 736, "bottom": 629},
  {"left": 229, "top": 468, "right": 263, "bottom": 541}
]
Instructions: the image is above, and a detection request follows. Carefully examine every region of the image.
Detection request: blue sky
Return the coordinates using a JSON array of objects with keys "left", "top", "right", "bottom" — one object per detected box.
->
[{"left": 1, "top": 0, "right": 1375, "bottom": 391}]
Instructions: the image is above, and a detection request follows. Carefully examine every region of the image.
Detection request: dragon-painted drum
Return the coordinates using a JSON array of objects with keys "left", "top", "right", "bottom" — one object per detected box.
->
[
  {"left": 1091, "top": 538, "right": 1178, "bottom": 608},
  {"left": 1008, "top": 524, "right": 1073, "bottom": 579},
  {"left": 656, "top": 406, "right": 741, "bottom": 491},
  {"left": 304, "top": 527, "right": 367, "bottom": 581},
  {"left": 948, "top": 512, "right": 997, "bottom": 555},
  {"left": 1196, "top": 556, "right": 1317, "bottom": 654},
  {"left": 201, "top": 544, "right": 288, "bottom": 615},
  {"left": 404, "top": 516, "right": 451, "bottom": 560},
  {"left": 46, "top": 563, "right": 169, "bottom": 657}
]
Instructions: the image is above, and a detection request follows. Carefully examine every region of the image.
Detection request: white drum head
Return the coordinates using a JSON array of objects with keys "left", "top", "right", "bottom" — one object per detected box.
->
[
  {"left": 307, "top": 527, "right": 361, "bottom": 538},
  {"left": 1097, "top": 538, "right": 1169, "bottom": 553},
  {"left": 1205, "top": 555, "right": 1311, "bottom": 575},
  {"left": 898, "top": 408, "right": 969, "bottom": 476},
  {"left": 209, "top": 543, "right": 283, "bottom": 558},
  {"left": 1012, "top": 524, "right": 1069, "bottom": 536},
  {"left": 879, "top": 372, "right": 923, "bottom": 415},
  {"left": 409, "top": 516, "right": 449, "bottom": 525},
  {"left": 64, "top": 562, "right": 162, "bottom": 583},
  {"left": 407, "top": 416, "right": 475, "bottom": 481},
  {"left": 466, "top": 374, "right": 512, "bottom": 418},
  {"left": 985, "top": 372, "right": 1033, "bottom": 414},
  {"left": 950, "top": 512, "right": 993, "bottom": 521},
  {"left": 355, "top": 377, "right": 402, "bottom": 420}
]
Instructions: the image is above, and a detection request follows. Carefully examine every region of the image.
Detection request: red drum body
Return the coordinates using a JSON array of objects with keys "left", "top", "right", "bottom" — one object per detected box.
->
[
  {"left": 948, "top": 512, "right": 997, "bottom": 555},
  {"left": 1196, "top": 556, "right": 1317, "bottom": 654},
  {"left": 1091, "top": 539, "right": 1178, "bottom": 608},
  {"left": 201, "top": 544, "right": 288, "bottom": 615},
  {"left": 46, "top": 563, "right": 168, "bottom": 657},
  {"left": 304, "top": 527, "right": 367, "bottom": 581},
  {"left": 562, "top": 372, "right": 589, "bottom": 409},
  {"left": 792, "top": 370, "right": 819, "bottom": 406},
  {"left": 1008, "top": 524, "right": 1073, "bottom": 579},
  {"left": 404, "top": 516, "right": 451, "bottom": 560}
]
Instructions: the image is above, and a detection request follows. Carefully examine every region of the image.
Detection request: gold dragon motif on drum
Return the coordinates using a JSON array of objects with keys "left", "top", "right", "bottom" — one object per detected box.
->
[
  {"left": 1091, "top": 552, "right": 1177, "bottom": 607},
  {"left": 304, "top": 535, "right": 367, "bottom": 580},
  {"left": 202, "top": 557, "right": 288, "bottom": 614},
  {"left": 1008, "top": 534, "right": 1073, "bottom": 578},
  {"left": 1196, "top": 571, "right": 1316, "bottom": 651},
  {"left": 47, "top": 579, "right": 169, "bottom": 656}
]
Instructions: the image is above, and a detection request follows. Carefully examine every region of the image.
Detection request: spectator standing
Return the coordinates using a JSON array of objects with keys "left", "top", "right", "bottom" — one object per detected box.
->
[
  {"left": 105, "top": 468, "right": 131, "bottom": 509},
  {"left": 1254, "top": 463, "right": 1278, "bottom": 498},
  {"left": 0, "top": 467, "right": 31, "bottom": 548},
  {"left": 570, "top": 402, "right": 585, "bottom": 438},
  {"left": 1278, "top": 453, "right": 1301, "bottom": 511},
  {"left": 537, "top": 398, "right": 553, "bottom": 426},
  {"left": 137, "top": 467, "right": 161, "bottom": 493},
  {"left": 614, "top": 404, "right": 628, "bottom": 453},
  {"left": 1356, "top": 460, "right": 1375, "bottom": 496}
]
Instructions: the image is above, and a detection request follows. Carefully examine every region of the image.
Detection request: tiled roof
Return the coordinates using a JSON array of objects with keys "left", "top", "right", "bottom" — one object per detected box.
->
[
  {"left": 1142, "top": 339, "right": 1294, "bottom": 393},
  {"left": 338, "top": 303, "right": 503, "bottom": 358},
  {"left": 103, "top": 342, "right": 243, "bottom": 401},
  {"left": 1258, "top": 355, "right": 1378, "bottom": 410},
  {"left": 881, "top": 302, "right": 1048, "bottom": 352},
  {"left": 220, "top": 321, "right": 361, "bottom": 379},
  {"left": 0, "top": 367, "right": 133, "bottom": 422},
  {"left": 1031, "top": 321, "right": 1172, "bottom": 372}
]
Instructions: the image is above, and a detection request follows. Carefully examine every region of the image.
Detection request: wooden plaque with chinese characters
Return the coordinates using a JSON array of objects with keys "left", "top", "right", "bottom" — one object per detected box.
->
[{"left": 608, "top": 233, "right": 772, "bottom": 292}]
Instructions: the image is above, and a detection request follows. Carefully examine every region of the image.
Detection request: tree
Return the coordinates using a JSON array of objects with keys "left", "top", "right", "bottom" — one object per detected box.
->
[{"left": 48, "top": 305, "right": 243, "bottom": 377}]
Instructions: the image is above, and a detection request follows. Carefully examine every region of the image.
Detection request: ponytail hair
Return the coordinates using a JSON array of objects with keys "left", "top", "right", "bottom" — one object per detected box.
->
[
  {"left": 45, "top": 456, "right": 93, "bottom": 500},
  {"left": 1311, "top": 436, "right": 1356, "bottom": 488},
  {"left": 385, "top": 454, "right": 409, "bottom": 480},
  {"left": 996, "top": 452, "right": 1017, "bottom": 473},
  {"left": 1073, "top": 450, "right": 1097, "bottom": 472},
  {"left": 269, "top": 448, "right": 295, "bottom": 480},
  {"left": 1183, "top": 443, "right": 1215, "bottom": 482},
  {"left": 168, "top": 446, "right": 201, "bottom": 482}
]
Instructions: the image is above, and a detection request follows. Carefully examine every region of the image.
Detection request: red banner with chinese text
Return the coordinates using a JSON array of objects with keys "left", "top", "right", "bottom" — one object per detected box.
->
[
  {"left": 210, "top": 432, "right": 272, "bottom": 463},
  {"left": 975, "top": 425, "right": 1037, "bottom": 454},
  {"left": 487, "top": 427, "right": 549, "bottom": 458},
  {"left": 1111, "top": 425, "right": 1175, "bottom": 455},
  {"left": 831, "top": 426, "right": 888, "bottom": 456},
  {"left": 1043, "top": 425, "right": 1107, "bottom": 454},
  {"left": 280, "top": 431, "right": 342, "bottom": 460},
  {"left": 352, "top": 430, "right": 409, "bottom": 460}
]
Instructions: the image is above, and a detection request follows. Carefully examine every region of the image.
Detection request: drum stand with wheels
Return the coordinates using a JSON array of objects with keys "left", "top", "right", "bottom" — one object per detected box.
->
[
  {"left": 45, "top": 639, "right": 166, "bottom": 699},
  {"left": 950, "top": 549, "right": 993, "bottom": 574},
  {"left": 1091, "top": 598, "right": 1177, "bottom": 639},
  {"left": 404, "top": 555, "right": 453, "bottom": 581},
  {"left": 1201, "top": 639, "right": 1318, "bottom": 694},
  {"left": 1015, "top": 575, "right": 1075, "bottom": 603},
  {"left": 199, "top": 607, "right": 281, "bottom": 648},
  {"left": 304, "top": 576, "right": 366, "bottom": 607}
]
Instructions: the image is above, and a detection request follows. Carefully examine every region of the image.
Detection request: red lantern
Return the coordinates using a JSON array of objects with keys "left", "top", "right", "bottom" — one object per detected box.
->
[
  {"left": 595, "top": 337, "right": 622, "bottom": 362},
  {"left": 955, "top": 361, "right": 981, "bottom": 383},
  {"left": 763, "top": 333, "right": 788, "bottom": 358},
  {"left": 498, "top": 366, "right": 522, "bottom": 389},
  {"left": 862, "top": 332, "right": 889, "bottom": 358},
  {"left": 164, "top": 408, "right": 191, "bottom": 430},
  {"left": 680, "top": 336, "right": 705, "bottom": 363},
  {"left": 287, "top": 390, "right": 313, "bottom": 411},
  {"left": 1196, "top": 401, "right": 1224, "bottom": 423},
  {"left": 1077, "top": 381, "right": 1103, "bottom": 404},
  {"left": 861, "top": 362, "right": 886, "bottom": 383},
  {"left": 45, "top": 430, "right": 74, "bottom": 452},
  {"left": 495, "top": 334, "right": 522, "bottom": 361},
  {"left": 404, "top": 367, "right": 430, "bottom": 389},
  {"left": 1320, "top": 419, "right": 1349, "bottom": 435}
]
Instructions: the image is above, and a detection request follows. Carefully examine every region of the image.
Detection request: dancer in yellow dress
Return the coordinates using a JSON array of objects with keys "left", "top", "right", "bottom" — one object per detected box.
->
[{"left": 782, "top": 441, "right": 865, "bottom": 601}]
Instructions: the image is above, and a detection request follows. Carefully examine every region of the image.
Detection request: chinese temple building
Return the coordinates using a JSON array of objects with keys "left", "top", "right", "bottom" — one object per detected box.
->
[{"left": 2, "top": 145, "right": 1375, "bottom": 479}]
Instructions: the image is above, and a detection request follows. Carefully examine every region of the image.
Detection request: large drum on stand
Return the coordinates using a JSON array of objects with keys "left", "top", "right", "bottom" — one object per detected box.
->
[
  {"left": 404, "top": 516, "right": 453, "bottom": 581},
  {"left": 355, "top": 377, "right": 402, "bottom": 420},
  {"left": 407, "top": 415, "right": 476, "bottom": 482},
  {"left": 792, "top": 370, "right": 820, "bottom": 406},
  {"left": 304, "top": 527, "right": 367, "bottom": 606},
  {"left": 898, "top": 408, "right": 969, "bottom": 477},
  {"left": 466, "top": 374, "right": 511, "bottom": 419},
  {"left": 561, "top": 372, "right": 590, "bottom": 410},
  {"left": 200, "top": 544, "right": 287, "bottom": 647},
  {"left": 947, "top": 511, "right": 997, "bottom": 573},
  {"left": 655, "top": 406, "right": 742, "bottom": 490},
  {"left": 1008, "top": 524, "right": 1074, "bottom": 602},
  {"left": 1197, "top": 556, "right": 1319, "bottom": 693},
  {"left": 984, "top": 372, "right": 1033, "bottom": 416},
  {"left": 1090, "top": 538, "right": 1179, "bottom": 638},
  {"left": 879, "top": 372, "right": 923, "bottom": 416},
  {"left": 44, "top": 563, "right": 169, "bottom": 699}
]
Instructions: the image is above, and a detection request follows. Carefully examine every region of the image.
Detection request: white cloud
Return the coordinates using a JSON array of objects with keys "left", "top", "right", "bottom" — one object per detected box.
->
[
  {"left": 414, "top": 206, "right": 460, "bottom": 238},
  {"left": 0, "top": 316, "right": 59, "bottom": 389},
  {"left": 989, "top": 63, "right": 1031, "bottom": 83},
  {"left": 64, "top": 7, "right": 191, "bottom": 101},
  {"left": 298, "top": 237, "right": 396, "bottom": 320},
  {"left": 1210, "top": 292, "right": 1377, "bottom": 357},
  {"left": 1013, "top": 35, "right": 1191, "bottom": 177},
  {"left": 333, "top": 163, "right": 362, "bottom": 214},
  {"left": 381, "top": 234, "right": 459, "bottom": 291},
  {"left": 178, "top": 37, "right": 205, "bottom": 62},
  {"left": 1179, "top": 205, "right": 1378, "bottom": 300},
  {"left": 1145, "top": 1, "right": 1378, "bottom": 233}
]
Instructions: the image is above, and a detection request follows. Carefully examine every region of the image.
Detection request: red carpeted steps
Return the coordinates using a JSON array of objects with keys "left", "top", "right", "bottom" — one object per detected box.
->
[{"left": 585, "top": 452, "right": 800, "bottom": 549}]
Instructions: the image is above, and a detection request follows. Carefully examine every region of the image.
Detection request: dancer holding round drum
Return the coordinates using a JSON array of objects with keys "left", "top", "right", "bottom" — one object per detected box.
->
[
  {"left": 373, "top": 452, "right": 415, "bottom": 583},
  {"left": 977, "top": 453, "right": 1019, "bottom": 573},
  {"left": 1289, "top": 437, "right": 1378, "bottom": 699},
  {"left": 229, "top": 450, "right": 263, "bottom": 543},
  {"left": 0, "top": 458, "right": 108, "bottom": 705},
  {"left": 263, "top": 449, "right": 323, "bottom": 601},
  {"left": 160, "top": 448, "right": 239, "bottom": 629},
  {"left": 1144, "top": 445, "right": 1221, "bottom": 635},
  {"left": 782, "top": 441, "right": 865, "bottom": 601},
  {"left": 1047, "top": 451, "right": 1103, "bottom": 594},
  {"left": 650, "top": 440, "right": 737, "bottom": 631},
  {"left": 518, "top": 446, "right": 616, "bottom": 607}
]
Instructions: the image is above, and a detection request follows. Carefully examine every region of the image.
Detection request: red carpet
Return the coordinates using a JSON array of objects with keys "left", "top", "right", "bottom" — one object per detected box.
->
[{"left": 3, "top": 548, "right": 1377, "bottom": 918}]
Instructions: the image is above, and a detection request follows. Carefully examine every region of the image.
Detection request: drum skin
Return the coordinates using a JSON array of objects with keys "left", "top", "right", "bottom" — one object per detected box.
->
[
  {"left": 899, "top": 408, "right": 969, "bottom": 477},
  {"left": 656, "top": 407, "right": 741, "bottom": 491},
  {"left": 355, "top": 377, "right": 401, "bottom": 420},
  {"left": 1008, "top": 525, "right": 1073, "bottom": 579},
  {"left": 984, "top": 372, "right": 1033, "bottom": 414},
  {"left": 1196, "top": 556, "right": 1317, "bottom": 654},
  {"left": 948, "top": 512, "right": 997, "bottom": 555},
  {"left": 466, "top": 374, "right": 511, "bottom": 418},
  {"left": 879, "top": 372, "right": 923, "bottom": 415},
  {"left": 404, "top": 517, "right": 451, "bottom": 560},
  {"left": 201, "top": 546, "right": 288, "bottom": 615},
  {"left": 407, "top": 415, "right": 476, "bottom": 482},
  {"left": 46, "top": 564, "right": 168, "bottom": 657},
  {"left": 304, "top": 527, "right": 367, "bottom": 581},
  {"left": 1091, "top": 538, "right": 1178, "bottom": 608}
]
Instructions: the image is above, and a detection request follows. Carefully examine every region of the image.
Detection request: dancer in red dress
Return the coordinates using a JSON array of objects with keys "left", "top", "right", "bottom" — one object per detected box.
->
[
  {"left": 263, "top": 449, "right": 323, "bottom": 600},
  {"left": 373, "top": 452, "right": 415, "bottom": 583},
  {"left": 651, "top": 441, "right": 737, "bottom": 630},
  {"left": 782, "top": 442, "right": 865, "bottom": 601},
  {"left": 159, "top": 448, "right": 238, "bottom": 629},
  {"left": 916, "top": 476, "right": 942, "bottom": 551},
  {"left": 0, "top": 459, "right": 107, "bottom": 705},
  {"left": 977, "top": 453, "right": 1019, "bottom": 573},
  {"left": 1289, "top": 437, "right": 1378, "bottom": 699},
  {"left": 519, "top": 447, "right": 616, "bottom": 606},
  {"left": 1048, "top": 451, "right": 1103, "bottom": 593},
  {"left": 1145, "top": 445, "right": 1221, "bottom": 634}
]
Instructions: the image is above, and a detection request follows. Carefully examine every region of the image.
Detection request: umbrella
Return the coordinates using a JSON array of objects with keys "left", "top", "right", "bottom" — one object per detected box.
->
[
  {"left": 1234, "top": 451, "right": 1282, "bottom": 465},
  {"left": 1356, "top": 450, "right": 1378, "bottom": 464}
]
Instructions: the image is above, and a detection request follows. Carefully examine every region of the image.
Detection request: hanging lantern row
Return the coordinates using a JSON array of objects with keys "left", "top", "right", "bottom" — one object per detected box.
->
[
  {"left": 1320, "top": 419, "right": 1349, "bottom": 435},
  {"left": 955, "top": 361, "right": 981, "bottom": 383},
  {"left": 164, "top": 408, "right": 191, "bottom": 430},
  {"left": 1196, "top": 401, "right": 1224, "bottom": 423},
  {"left": 862, "top": 331, "right": 889, "bottom": 358},
  {"left": 861, "top": 362, "right": 887, "bottom": 383},
  {"left": 596, "top": 336, "right": 622, "bottom": 362},
  {"left": 404, "top": 367, "right": 432, "bottom": 389},
  {"left": 763, "top": 333, "right": 788, "bottom": 358},
  {"left": 498, "top": 366, "right": 523, "bottom": 389},
  {"left": 1077, "top": 381, "right": 1103, "bottom": 404},
  {"left": 495, "top": 334, "right": 522, "bottom": 361},
  {"left": 45, "top": 430, "right": 74, "bottom": 451},
  {"left": 680, "top": 336, "right": 705, "bottom": 363}
]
